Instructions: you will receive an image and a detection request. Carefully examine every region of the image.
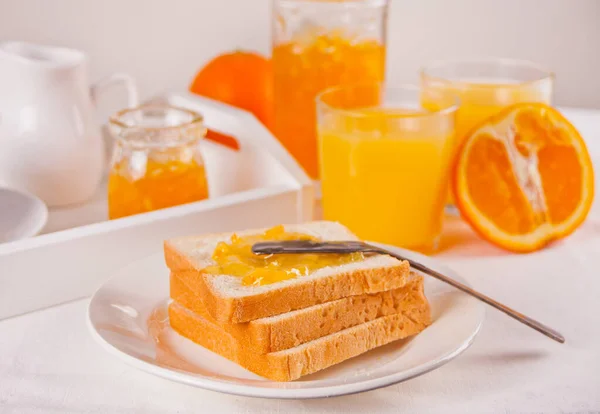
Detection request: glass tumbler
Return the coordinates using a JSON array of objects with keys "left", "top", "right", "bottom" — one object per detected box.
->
[
  {"left": 108, "top": 104, "right": 209, "bottom": 219},
  {"left": 272, "top": 0, "right": 388, "bottom": 178},
  {"left": 317, "top": 83, "right": 458, "bottom": 253},
  {"left": 420, "top": 58, "right": 554, "bottom": 205}
]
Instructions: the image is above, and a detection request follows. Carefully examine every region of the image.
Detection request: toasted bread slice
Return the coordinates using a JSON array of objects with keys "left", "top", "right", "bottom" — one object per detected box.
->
[
  {"left": 171, "top": 271, "right": 426, "bottom": 354},
  {"left": 164, "top": 221, "right": 411, "bottom": 323},
  {"left": 168, "top": 299, "right": 431, "bottom": 381}
]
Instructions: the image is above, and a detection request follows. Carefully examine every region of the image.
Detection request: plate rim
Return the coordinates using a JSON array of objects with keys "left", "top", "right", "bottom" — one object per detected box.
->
[{"left": 87, "top": 243, "right": 485, "bottom": 399}]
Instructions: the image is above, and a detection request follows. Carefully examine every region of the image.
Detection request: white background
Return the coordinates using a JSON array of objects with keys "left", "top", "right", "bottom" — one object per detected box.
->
[
  {"left": 1, "top": 0, "right": 599, "bottom": 113},
  {"left": 1, "top": 2, "right": 600, "bottom": 412}
]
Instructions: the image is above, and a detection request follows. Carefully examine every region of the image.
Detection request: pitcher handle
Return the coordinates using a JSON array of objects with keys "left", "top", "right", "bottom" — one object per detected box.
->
[
  {"left": 91, "top": 73, "right": 138, "bottom": 175},
  {"left": 90, "top": 73, "right": 139, "bottom": 108}
]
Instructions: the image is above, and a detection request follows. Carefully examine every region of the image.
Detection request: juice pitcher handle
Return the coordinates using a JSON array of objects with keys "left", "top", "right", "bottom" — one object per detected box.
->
[{"left": 90, "top": 73, "right": 139, "bottom": 108}]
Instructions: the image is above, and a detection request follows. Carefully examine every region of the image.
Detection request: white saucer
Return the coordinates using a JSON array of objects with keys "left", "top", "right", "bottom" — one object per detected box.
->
[
  {"left": 0, "top": 187, "right": 48, "bottom": 243},
  {"left": 87, "top": 244, "right": 484, "bottom": 399}
]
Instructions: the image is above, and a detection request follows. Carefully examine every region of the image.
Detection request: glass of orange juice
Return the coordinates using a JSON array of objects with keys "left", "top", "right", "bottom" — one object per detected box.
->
[
  {"left": 108, "top": 105, "right": 209, "bottom": 219},
  {"left": 317, "top": 84, "right": 458, "bottom": 253},
  {"left": 420, "top": 58, "right": 554, "bottom": 205},
  {"left": 272, "top": 0, "right": 388, "bottom": 178}
]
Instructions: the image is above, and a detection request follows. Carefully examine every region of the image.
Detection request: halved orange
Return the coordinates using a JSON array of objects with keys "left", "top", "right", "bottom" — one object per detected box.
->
[{"left": 453, "top": 103, "right": 594, "bottom": 252}]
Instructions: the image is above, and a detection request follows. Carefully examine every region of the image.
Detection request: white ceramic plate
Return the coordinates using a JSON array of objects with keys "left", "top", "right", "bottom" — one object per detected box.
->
[
  {"left": 87, "top": 244, "right": 484, "bottom": 399},
  {"left": 0, "top": 187, "right": 48, "bottom": 243}
]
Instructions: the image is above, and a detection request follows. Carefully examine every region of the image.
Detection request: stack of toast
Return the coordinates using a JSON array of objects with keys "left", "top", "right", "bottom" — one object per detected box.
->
[{"left": 164, "top": 221, "right": 431, "bottom": 381}]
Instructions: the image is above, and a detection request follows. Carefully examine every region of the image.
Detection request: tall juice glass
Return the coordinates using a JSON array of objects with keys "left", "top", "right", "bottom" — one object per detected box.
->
[
  {"left": 420, "top": 58, "right": 554, "bottom": 204},
  {"left": 317, "top": 84, "right": 458, "bottom": 253},
  {"left": 272, "top": 0, "right": 388, "bottom": 178}
]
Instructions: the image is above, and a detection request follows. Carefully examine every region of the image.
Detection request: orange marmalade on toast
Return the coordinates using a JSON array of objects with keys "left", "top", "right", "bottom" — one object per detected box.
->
[{"left": 203, "top": 225, "right": 364, "bottom": 286}]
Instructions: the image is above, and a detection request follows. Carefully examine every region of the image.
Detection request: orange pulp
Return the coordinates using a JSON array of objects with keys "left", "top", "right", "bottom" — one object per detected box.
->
[
  {"left": 273, "top": 34, "right": 385, "bottom": 178},
  {"left": 204, "top": 225, "right": 364, "bottom": 286},
  {"left": 453, "top": 103, "right": 594, "bottom": 252}
]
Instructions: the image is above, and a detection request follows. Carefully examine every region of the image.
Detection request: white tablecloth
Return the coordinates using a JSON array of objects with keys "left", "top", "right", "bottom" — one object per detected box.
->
[{"left": 1, "top": 109, "right": 600, "bottom": 413}]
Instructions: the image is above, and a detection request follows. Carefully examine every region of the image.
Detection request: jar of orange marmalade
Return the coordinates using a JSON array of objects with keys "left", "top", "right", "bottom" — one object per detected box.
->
[
  {"left": 107, "top": 104, "right": 209, "bottom": 219},
  {"left": 272, "top": 0, "right": 388, "bottom": 178}
]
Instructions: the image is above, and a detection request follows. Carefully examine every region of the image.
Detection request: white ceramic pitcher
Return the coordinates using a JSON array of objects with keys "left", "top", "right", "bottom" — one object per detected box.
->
[{"left": 0, "top": 41, "right": 138, "bottom": 207}]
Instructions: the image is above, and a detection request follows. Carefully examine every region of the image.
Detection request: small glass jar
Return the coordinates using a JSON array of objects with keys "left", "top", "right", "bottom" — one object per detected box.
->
[{"left": 108, "top": 104, "right": 209, "bottom": 219}]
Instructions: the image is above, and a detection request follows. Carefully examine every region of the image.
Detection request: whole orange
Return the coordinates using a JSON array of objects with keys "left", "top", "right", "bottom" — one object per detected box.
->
[{"left": 189, "top": 51, "right": 273, "bottom": 130}]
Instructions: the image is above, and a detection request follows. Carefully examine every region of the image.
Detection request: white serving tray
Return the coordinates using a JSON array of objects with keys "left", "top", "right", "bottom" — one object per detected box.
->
[{"left": 0, "top": 92, "right": 314, "bottom": 321}]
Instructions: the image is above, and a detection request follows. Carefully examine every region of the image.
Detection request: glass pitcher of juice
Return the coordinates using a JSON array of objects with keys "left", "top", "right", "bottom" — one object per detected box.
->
[
  {"left": 317, "top": 84, "right": 458, "bottom": 253},
  {"left": 108, "top": 104, "right": 209, "bottom": 219},
  {"left": 272, "top": 0, "right": 388, "bottom": 178},
  {"left": 420, "top": 58, "right": 554, "bottom": 205}
]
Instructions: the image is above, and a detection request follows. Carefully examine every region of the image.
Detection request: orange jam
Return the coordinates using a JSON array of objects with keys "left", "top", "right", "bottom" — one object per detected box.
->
[
  {"left": 204, "top": 225, "right": 364, "bottom": 286},
  {"left": 273, "top": 34, "right": 385, "bottom": 178},
  {"left": 108, "top": 158, "right": 209, "bottom": 219}
]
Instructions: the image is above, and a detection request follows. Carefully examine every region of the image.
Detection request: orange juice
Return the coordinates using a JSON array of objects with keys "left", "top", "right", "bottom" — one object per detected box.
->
[
  {"left": 421, "top": 77, "right": 553, "bottom": 150},
  {"left": 421, "top": 61, "right": 554, "bottom": 205},
  {"left": 317, "top": 85, "right": 457, "bottom": 252},
  {"left": 273, "top": 35, "right": 385, "bottom": 178}
]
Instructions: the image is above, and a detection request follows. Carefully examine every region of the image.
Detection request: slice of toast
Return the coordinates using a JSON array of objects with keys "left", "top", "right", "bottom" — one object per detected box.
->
[
  {"left": 168, "top": 298, "right": 431, "bottom": 381},
  {"left": 164, "top": 221, "right": 411, "bottom": 323},
  {"left": 171, "top": 271, "right": 427, "bottom": 354}
]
